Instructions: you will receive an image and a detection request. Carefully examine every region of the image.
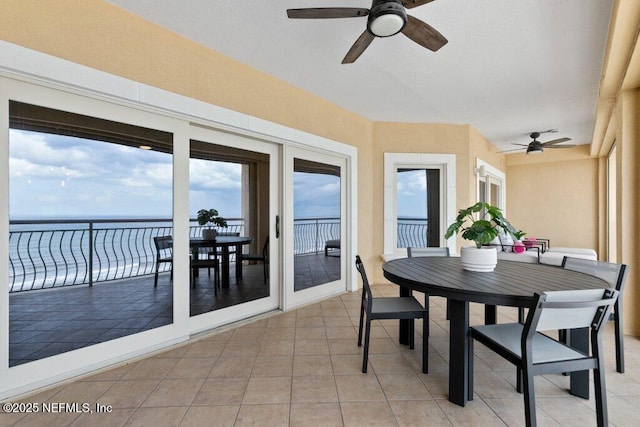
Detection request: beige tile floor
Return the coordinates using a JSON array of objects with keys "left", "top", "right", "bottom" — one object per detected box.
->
[{"left": 2, "top": 283, "right": 640, "bottom": 426}]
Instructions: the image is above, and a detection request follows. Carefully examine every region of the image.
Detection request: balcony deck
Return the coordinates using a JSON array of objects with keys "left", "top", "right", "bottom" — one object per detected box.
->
[{"left": 9, "top": 253, "right": 340, "bottom": 366}]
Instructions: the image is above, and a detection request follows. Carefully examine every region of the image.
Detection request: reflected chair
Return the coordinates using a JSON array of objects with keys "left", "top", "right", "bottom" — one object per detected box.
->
[
  {"left": 325, "top": 239, "right": 340, "bottom": 256},
  {"left": 408, "top": 246, "right": 450, "bottom": 316},
  {"left": 191, "top": 254, "right": 219, "bottom": 291},
  {"left": 153, "top": 236, "right": 173, "bottom": 287},
  {"left": 206, "top": 231, "right": 240, "bottom": 276},
  {"left": 469, "top": 289, "right": 618, "bottom": 427},
  {"left": 561, "top": 256, "right": 628, "bottom": 373},
  {"left": 355, "top": 255, "right": 429, "bottom": 374},
  {"left": 239, "top": 236, "right": 269, "bottom": 284}
]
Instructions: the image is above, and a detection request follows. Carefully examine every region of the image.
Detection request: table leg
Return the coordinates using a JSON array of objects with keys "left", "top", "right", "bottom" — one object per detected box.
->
[
  {"left": 568, "top": 327, "right": 590, "bottom": 399},
  {"left": 449, "top": 299, "right": 470, "bottom": 406},
  {"left": 484, "top": 305, "right": 497, "bottom": 325},
  {"left": 399, "top": 286, "right": 411, "bottom": 345},
  {"left": 221, "top": 246, "right": 230, "bottom": 288},
  {"left": 192, "top": 247, "right": 199, "bottom": 278},
  {"left": 235, "top": 244, "right": 243, "bottom": 280}
]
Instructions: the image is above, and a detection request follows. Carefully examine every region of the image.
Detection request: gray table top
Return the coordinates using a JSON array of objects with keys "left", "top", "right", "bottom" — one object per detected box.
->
[{"left": 382, "top": 257, "right": 610, "bottom": 308}]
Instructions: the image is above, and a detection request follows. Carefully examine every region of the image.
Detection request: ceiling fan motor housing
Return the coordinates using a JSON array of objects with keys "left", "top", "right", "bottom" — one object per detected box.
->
[{"left": 368, "top": 0, "right": 407, "bottom": 37}]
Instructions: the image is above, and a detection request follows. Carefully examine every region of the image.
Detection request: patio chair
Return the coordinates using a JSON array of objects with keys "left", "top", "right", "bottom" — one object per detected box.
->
[
  {"left": 239, "top": 236, "right": 269, "bottom": 284},
  {"left": 355, "top": 255, "right": 429, "bottom": 374},
  {"left": 561, "top": 256, "right": 628, "bottom": 373},
  {"left": 324, "top": 239, "right": 340, "bottom": 256},
  {"left": 153, "top": 236, "right": 173, "bottom": 287},
  {"left": 191, "top": 255, "right": 219, "bottom": 291},
  {"left": 408, "top": 247, "right": 450, "bottom": 316},
  {"left": 469, "top": 288, "right": 618, "bottom": 427},
  {"left": 206, "top": 231, "right": 240, "bottom": 276}
]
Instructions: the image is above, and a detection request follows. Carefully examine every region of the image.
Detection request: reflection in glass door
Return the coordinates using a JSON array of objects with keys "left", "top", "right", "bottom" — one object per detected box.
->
[
  {"left": 188, "top": 127, "right": 279, "bottom": 327},
  {"left": 286, "top": 149, "right": 346, "bottom": 307}
]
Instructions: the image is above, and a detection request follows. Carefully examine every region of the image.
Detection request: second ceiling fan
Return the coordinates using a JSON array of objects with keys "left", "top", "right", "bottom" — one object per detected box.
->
[
  {"left": 287, "top": 0, "right": 448, "bottom": 64},
  {"left": 501, "top": 130, "right": 576, "bottom": 154}
]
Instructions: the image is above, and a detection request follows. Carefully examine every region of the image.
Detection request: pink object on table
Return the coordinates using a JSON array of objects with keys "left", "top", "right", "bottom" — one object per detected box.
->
[{"left": 514, "top": 241, "right": 526, "bottom": 253}]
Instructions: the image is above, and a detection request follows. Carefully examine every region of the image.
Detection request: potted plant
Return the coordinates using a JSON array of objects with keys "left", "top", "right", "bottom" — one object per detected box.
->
[
  {"left": 197, "top": 209, "right": 228, "bottom": 240},
  {"left": 444, "top": 202, "right": 517, "bottom": 272}
]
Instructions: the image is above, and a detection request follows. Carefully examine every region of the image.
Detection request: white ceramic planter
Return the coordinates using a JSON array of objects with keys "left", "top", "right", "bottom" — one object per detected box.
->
[{"left": 460, "top": 246, "right": 498, "bottom": 272}]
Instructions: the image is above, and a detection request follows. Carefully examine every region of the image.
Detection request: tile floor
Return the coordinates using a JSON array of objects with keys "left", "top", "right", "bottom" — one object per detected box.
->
[{"left": 2, "top": 283, "right": 640, "bottom": 426}]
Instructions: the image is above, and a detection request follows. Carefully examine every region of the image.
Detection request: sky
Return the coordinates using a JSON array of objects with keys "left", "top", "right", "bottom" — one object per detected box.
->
[
  {"left": 9, "top": 129, "right": 341, "bottom": 220},
  {"left": 397, "top": 169, "right": 428, "bottom": 219}
]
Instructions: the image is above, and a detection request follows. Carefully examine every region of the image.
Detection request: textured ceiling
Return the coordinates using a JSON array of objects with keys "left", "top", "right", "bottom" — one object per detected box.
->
[{"left": 106, "top": 0, "right": 612, "bottom": 152}]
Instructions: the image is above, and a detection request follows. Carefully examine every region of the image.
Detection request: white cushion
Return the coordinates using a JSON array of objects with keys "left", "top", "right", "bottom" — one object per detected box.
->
[
  {"left": 497, "top": 231, "right": 514, "bottom": 252},
  {"left": 497, "top": 250, "right": 539, "bottom": 263},
  {"left": 539, "top": 251, "right": 596, "bottom": 266},
  {"left": 547, "top": 247, "right": 597, "bottom": 257}
]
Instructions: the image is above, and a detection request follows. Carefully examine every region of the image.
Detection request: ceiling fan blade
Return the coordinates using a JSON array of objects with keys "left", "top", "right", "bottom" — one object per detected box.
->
[
  {"left": 541, "top": 137, "right": 572, "bottom": 146},
  {"left": 510, "top": 143, "right": 530, "bottom": 147},
  {"left": 499, "top": 148, "right": 526, "bottom": 153},
  {"left": 287, "top": 8, "right": 369, "bottom": 19},
  {"left": 402, "top": 0, "right": 436, "bottom": 9},
  {"left": 546, "top": 144, "right": 577, "bottom": 148},
  {"left": 401, "top": 15, "right": 448, "bottom": 51},
  {"left": 342, "top": 30, "right": 375, "bottom": 64}
]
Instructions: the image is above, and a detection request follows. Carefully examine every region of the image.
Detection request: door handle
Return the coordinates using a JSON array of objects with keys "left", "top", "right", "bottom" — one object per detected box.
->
[{"left": 275, "top": 215, "right": 280, "bottom": 239}]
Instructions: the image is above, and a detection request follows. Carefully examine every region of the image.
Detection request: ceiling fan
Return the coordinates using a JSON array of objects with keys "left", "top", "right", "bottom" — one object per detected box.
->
[
  {"left": 501, "top": 129, "right": 576, "bottom": 154},
  {"left": 286, "top": 0, "right": 448, "bottom": 64}
]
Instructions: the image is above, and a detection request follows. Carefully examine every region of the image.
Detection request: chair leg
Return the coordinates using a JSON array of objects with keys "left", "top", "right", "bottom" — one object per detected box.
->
[
  {"left": 518, "top": 308, "right": 525, "bottom": 324},
  {"left": 357, "top": 299, "right": 365, "bottom": 347},
  {"left": 522, "top": 365, "right": 537, "bottom": 427},
  {"left": 422, "top": 314, "right": 428, "bottom": 374},
  {"left": 409, "top": 319, "right": 415, "bottom": 350},
  {"left": 468, "top": 333, "right": 474, "bottom": 400},
  {"left": 154, "top": 264, "right": 159, "bottom": 287},
  {"left": 263, "top": 260, "right": 267, "bottom": 284},
  {"left": 593, "top": 337, "right": 609, "bottom": 426},
  {"left": 614, "top": 304, "right": 624, "bottom": 373},
  {"left": 516, "top": 367, "right": 523, "bottom": 393},
  {"left": 362, "top": 317, "right": 372, "bottom": 373}
]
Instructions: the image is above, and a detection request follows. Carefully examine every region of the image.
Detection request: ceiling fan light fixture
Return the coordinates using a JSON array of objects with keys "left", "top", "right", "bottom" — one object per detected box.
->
[
  {"left": 526, "top": 145, "right": 543, "bottom": 154},
  {"left": 367, "top": 1, "right": 407, "bottom": 37}
]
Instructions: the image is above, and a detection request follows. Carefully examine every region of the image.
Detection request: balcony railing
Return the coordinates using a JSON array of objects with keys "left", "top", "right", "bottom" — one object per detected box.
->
[
  {"left": 397, "top": 217, "right": 428, "bottom": 248},
  {"left": 8, "top": 218, "right": 244, "bottom": 293},
  {"left": 293, "top": 217, "right": 340, "bottom": 255}
]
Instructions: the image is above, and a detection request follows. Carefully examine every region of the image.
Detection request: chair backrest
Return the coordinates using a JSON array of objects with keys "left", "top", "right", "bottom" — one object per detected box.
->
[
  {"left": 526, "top": 289, "right": 618, "bottom": 333},
  {"left": 562, "top": 256, "right": 628, "bottom": 293},
  {"left": 355, "top": 255, "right": 373, "bottom": 306},
  {"left": 153, "top": 236, "right": 173, "bottom": 259},
  {"left": 407, "top": 247, "right": 450, "bottom": 258}
]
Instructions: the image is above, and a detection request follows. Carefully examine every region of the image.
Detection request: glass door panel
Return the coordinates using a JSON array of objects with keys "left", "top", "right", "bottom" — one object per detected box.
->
[
  {"left": 188, "top": 127, "right": 279, "bottom": 326},
  {"left": 286, "top": 148, "right": 346, "bottom": 308}
]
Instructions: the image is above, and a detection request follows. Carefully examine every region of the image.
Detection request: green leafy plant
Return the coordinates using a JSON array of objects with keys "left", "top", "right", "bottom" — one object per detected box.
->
[
  {"left": 197, "top": 209, "right": 228, "bottom": 228},
  {"left": 445, "top": 202, "right": 518, "bottom": 249},
  {"left": 511, "top": 228, "right": 527, "bottom": 240}
]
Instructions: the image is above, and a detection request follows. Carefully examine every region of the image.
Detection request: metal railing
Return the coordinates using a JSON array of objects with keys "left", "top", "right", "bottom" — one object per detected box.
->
[
  {"left": 8, "top": 218, "right": 244, "bottom": 293},
  {"left": 293, "top": 217, "right": 340, "bottom": 255},
  {"left": 397, "top": 217, "right": 428, "bottom": 248},
  {"left": 9, "top": 216, "right": 345, "bottom": 292}
]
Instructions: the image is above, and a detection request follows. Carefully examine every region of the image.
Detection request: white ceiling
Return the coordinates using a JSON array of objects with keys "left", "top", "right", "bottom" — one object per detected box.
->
[{"left": 106, "top": 0, "right": 612, "bottom": 152}]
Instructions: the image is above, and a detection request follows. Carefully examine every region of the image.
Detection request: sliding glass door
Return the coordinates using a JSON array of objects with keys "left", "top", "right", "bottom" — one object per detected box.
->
[
  {"left": 285, "top": 147, "right": 347, "bottom": 308},
  {"left": 188, "top": 126, "right": 279, "bottom": 331}
]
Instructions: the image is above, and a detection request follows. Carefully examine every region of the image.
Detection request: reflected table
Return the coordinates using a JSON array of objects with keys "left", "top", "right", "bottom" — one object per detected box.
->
[
  {"left": 382, "top": 257, "right": 609, "bottom": 407},
  {"left": 190, "top": 236, "right": 253, "bottom": 288}
]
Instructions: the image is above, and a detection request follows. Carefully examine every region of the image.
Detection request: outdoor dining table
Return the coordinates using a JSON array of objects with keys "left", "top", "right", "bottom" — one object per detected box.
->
[
  {"left": 190, "top": 236, "right": 254, "bottom": 288},
  {"left": 382, "top": 256, "right": 610, "bottom": 407}
]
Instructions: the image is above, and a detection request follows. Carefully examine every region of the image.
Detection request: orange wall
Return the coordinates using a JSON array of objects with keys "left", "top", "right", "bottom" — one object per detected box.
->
[{"left": 505, "top": 145, "right": 599, "bottom": 251}]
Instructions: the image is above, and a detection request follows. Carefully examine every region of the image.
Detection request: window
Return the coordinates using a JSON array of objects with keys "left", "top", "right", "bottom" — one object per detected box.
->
[{"left": 383, "top": 153, "right": 456, "bottom": 258}]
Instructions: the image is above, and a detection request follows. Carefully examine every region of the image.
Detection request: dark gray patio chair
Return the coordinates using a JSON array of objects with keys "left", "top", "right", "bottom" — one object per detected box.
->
[
  {"left": 408, "top": 247, "right": 450, "bottom": 316},
  {"left": 561, "top": 256, "right": 628, "bottom": 373},
  {"left": 191, "top": 254, "right": 219, "bottom": 291},
  {"left": 239, "top": 236, "right": 269, "bottom": 284},
  {"left": 206, "top": 231, "right": 240, "bottom": 276},
  {"left": 355, "top": 255, "right": 429, "bottom": 374},
  {"left": 469, "top": 288, "right": 618, "bottom": 427},
  {"left": 325, "top": 239, "right": 340, "bottom": 256},
  {"left": 153, "top": 236, "right": 173, "bottom": 287}
]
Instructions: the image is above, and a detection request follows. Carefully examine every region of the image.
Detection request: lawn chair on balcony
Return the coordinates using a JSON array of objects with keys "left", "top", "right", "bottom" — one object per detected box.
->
[
  {"left": 153, "top": 236, "right": 173, "bottom": 287},
  {"left": 324, "top": 239, "right": 340, "bottom": 256},
  {"left": 239, "top": 236, "right": 269, "bottom": 284}
]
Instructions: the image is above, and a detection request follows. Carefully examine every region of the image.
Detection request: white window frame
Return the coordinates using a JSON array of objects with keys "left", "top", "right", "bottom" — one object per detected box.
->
[
  {"left": 475, "top": 158, "right": 506, "bottom": 212},
  {"left": 383, "top": 153, "right": 456, "bottom": 259}
]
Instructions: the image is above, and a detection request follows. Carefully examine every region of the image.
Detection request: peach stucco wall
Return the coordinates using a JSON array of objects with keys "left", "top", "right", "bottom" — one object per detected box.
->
[{"left": 505, "top": 145, "right": 599, "bottom": 250}]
